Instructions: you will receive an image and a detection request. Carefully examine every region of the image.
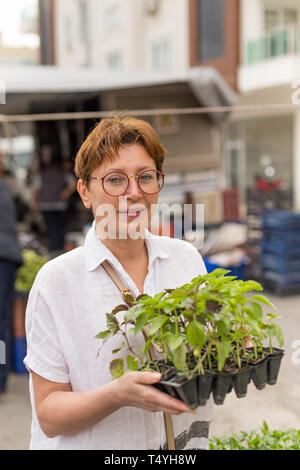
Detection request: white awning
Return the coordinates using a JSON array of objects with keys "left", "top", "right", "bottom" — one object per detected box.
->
[{"left": 1, "top": 65, "right": 237, "bottom": 107}]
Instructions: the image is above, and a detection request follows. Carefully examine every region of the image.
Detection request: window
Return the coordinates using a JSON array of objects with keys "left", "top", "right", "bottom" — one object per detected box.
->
[
  {"left": 264, "top": 7, "right": 299, "bottom": 31},
  {"left": 197, "top": 0, "right": 224, "bottom": 62},
  {"left": 263, "top": 7, "right": 299, "bottom": 58},
  {"left": 78, "top": 0, "right": 88, "bottom": 43},
  {"left": 264, "top": 9, "right": 278, "bottom": 31},
  {"left": 107, "top": 50, "right": 123, "bottom": 70},
  {"left": 103, "top": 1, "right": 121, "bottom": 31},
  {"left": 64, "top": 15, "right": 72, "bottom": 52},
  {"left": 151, "top": 37, "right": 172, "bottom": 70}
]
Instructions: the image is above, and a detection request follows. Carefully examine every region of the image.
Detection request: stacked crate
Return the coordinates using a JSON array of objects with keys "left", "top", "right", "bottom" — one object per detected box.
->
[
  {"left": 222, "top": 187, "right": 240, "bottom": 222},
  {"left": 261, "top": 210, "right": 300, "bottom": 295},
  {"left": 245, "top": 188, "right": 292, "bottom": 282},
  {"left": 192, "top": 191, "right": 224, "bottom": 227}
]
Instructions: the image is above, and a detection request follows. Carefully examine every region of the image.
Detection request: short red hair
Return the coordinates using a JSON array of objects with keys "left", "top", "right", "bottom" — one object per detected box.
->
[{"left": 74, "top": 116, "right": 166, "bottom": 184}]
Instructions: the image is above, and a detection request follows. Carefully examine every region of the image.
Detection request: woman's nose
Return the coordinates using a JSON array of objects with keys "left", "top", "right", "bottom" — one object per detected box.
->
[{"left": 126, "top": 176, "right": 142, "bottom": 199}]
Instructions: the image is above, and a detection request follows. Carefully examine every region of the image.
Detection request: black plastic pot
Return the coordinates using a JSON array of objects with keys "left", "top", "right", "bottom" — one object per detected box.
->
[
  {"left": 230, "top": 366, "right": 251, "bottom": 398},
  {"left": 152, "top": 368, "right": 177, "bottom": 396},
  {"left": 242, "top": 349, "right": 269, "bottom": 390},
  {"left": 265, "top": 348, "right": 285, "bottom": 385},
  {"left": 197, "top": 372, "right": 214, "bottom": 406},
  {"left": 248, "top": 357, "right": 268, "bottom": 390},
  {"left": 211, "top": 371, "right": 233, "bottom": 405},
  {"left": 159, "top": 373, "right": 199, "bottom": 409}
]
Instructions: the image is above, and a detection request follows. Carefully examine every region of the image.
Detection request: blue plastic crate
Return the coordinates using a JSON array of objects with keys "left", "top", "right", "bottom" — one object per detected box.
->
[
  {"left": 262, "top": 210, "right": 300, "bottom": 230},
  {"left": 261, "top": 240, "right": 300, "bottom": 257},
  {"left": 262, "top": 270, "right": 300, "bottom": 287},
  {"left": 13, "top": 337, "right": 28, "bottom": 374},
  {"left": 262, "top": 229, "right": 300, "bottom": 244},
  {"left": 261, "top": 253, "right": 300, "bottom": 273}
]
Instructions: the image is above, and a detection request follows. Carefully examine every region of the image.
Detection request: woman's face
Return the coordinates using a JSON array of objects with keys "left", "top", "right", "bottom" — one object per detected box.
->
[{"left": 77, "top": 143, "right": 160, "bottom": 240}]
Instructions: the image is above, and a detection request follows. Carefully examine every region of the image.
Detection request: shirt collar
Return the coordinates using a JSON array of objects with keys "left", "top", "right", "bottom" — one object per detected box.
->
[{"left": 83, "top": 221, "right": 170, "bottom": 272}]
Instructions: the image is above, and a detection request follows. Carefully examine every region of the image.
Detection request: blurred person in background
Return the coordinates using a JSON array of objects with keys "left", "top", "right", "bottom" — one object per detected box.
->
[
  {"left": 30, "top": 146, "right": 76, "bottom": 254},
  {"left": 0, "top": 171, "right": 23, "bottom": 393},
  {"left": 0, "top": 150, "right": 4, "bottom": 177}
]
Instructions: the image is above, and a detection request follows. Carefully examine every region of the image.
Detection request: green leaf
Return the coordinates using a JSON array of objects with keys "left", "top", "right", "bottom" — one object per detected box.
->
[
  {"left": 154, "top": 292, "right": 167, "bottom": 302},
  {"left": 106, "top": 313, "right": 119, "bottom": 333},
  {"left": 249, "top": 302, "right": 263, "bottom": 319},
  {"left": 148, "top": 315, "right": 169, "bottom": 335},
  {"left": 240, "top": 280, "right": 263, "bottom": 292},
  {"left": 133, "top": 312, "right": 150, "bottom": 335},
  {"left": 250, "top": 294, "right": 276, "bottom": 310},
  {"left": 211, "top": 268, "right": 231, "bottom": 276},
  {"left": 168, "top": 334, "right": 185, "bottom": 351},
  {"left": 144, "top": 335, "right": 153, "bottom": 355},
  {"left": 274, "top": 324, "right": 284, "bottom": 347},
  {"left": 173, "top": 343, "right": 187, "bottom": 371},
  {"left": 124, "top": 304, "right": 145, "bottom": 322},
  {"left": 217, "top": 318, "right": 233, "bottom": 337},
  {"left": 112, "top": 347, "right": 122, "bottom": 354},
  {"left": 262, "top": 421, "right": 269, "bottom": 434},
  {"left": 109, "top": 358, "right": 124, "bottom": 378},
  {"left": 95, "top": 330, "right": 113, "bottom": 340},
  {"left": 186, "top": 321, "right": 205, "bottom": 348},
  {"left": 126, "top": 355, "right": 139, "bottom": 371},
  {"left": 216, "top": 342, "right": 231, "bottom": 371},
  {"left": 266, "top": 324, "right": 277, "bottom": 338}
]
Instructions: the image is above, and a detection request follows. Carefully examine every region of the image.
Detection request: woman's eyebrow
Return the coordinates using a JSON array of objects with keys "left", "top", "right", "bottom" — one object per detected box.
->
[{"left": 106, "top": 166, "right": 152, "bottom": 172}]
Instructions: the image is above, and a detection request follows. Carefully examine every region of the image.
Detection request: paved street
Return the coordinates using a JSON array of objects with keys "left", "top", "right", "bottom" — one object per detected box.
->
[{"left": 0, "top": 292, "right": 299, "bottom": 450}]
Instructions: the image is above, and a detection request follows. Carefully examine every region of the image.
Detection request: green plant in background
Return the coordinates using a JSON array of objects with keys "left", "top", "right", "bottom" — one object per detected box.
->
[
  {"left": 15, "top": 250, "right": 49, "bottom": 294},
  {"left": 209, "top": 422, "right": 300, "bottom": 450},
  {"left": 95, "top": 269, "right": 284, "bottom": 379}
]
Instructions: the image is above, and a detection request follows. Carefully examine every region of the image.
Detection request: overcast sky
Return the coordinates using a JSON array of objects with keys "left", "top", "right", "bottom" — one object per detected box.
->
[{"left": 0, "top": 0, "right": 39, "bottom": 49}]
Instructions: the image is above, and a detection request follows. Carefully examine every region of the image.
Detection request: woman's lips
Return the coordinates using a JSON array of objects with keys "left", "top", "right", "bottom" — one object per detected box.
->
[{"left": 119, "top": 208, "right": 145, "bottom": 218}]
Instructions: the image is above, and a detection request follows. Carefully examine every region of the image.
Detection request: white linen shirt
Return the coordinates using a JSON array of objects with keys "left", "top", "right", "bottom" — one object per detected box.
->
[{"left": 24, "top": 223, "right": 213, "bottom": 450}]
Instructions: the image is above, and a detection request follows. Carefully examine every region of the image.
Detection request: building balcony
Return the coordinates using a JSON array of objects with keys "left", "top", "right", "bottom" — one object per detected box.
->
[
  {"left": 238, "top": 24, "right": 300, "bottom": 93},
  {"left": 245, "top": 24, "right": 300, "bottom": 65}
]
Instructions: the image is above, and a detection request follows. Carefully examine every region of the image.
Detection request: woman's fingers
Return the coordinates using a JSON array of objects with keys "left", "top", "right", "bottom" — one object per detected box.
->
[
  {"left": 128, "top": 371, "right": 162, "bottom": 385},
  {"left": 145, "top": 387, "right": 196, "bottom": 414},
  {"left": 117, "top": 371, "right": 196, "bottom": 415}
]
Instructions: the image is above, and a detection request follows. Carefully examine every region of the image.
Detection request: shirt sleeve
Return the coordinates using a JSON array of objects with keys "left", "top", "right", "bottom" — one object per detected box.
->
[
  {"left": 24, "top": 283, "right": 70, "bottom": 383},
  {"left": 186, "top": 242, "right": 208, "bottom": 277}
]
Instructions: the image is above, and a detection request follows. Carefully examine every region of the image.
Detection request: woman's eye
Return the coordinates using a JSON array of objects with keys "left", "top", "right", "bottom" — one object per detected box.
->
[
  {"left": 140, "top": 173, "right": 153, "bottom": 182},
  {"left": 108, "top": 176, "right": 125, "bottom": 185}
]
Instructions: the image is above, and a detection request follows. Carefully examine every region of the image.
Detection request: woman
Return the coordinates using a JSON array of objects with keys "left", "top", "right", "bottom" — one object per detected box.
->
[{"left": 24, "top": 117, "right": 213, "bottom": 450}]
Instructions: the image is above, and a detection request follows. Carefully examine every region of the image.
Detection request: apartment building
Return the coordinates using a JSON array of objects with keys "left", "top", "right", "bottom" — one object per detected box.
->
[
  {"left": 233, "top": 0, "right": 300, "bottom": 209},
  {"left": 189, "top": 0, "right": 239, "bottom": 90},
  {"left": 53, "top": 0, "right": 189, "bottom": 72}
]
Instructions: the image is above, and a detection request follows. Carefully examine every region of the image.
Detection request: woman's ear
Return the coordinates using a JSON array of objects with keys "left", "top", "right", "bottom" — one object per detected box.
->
[{"left": 77, "top": 179, "right": 92, "bottom": 209}]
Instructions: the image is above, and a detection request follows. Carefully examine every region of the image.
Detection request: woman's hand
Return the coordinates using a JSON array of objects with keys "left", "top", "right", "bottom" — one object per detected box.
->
[{"left": 116, "top": 371, "right": 195, "bottom": 415}]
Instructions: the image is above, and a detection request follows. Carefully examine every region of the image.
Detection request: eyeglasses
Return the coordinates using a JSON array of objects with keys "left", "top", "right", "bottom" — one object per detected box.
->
[{"left": 87, "top": 169, "right": 165, "bottom": 197}]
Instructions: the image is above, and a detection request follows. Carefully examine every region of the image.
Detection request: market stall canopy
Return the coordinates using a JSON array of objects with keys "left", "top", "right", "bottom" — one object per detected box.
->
[{"left": 0, "top": 65, "right": 237, "bottom": 123}]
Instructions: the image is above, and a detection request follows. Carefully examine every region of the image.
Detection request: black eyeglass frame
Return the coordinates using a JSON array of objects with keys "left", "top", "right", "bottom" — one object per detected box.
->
[{"left": 87, "top": 169, "right": 165, "bottom": 196}]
